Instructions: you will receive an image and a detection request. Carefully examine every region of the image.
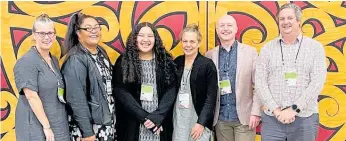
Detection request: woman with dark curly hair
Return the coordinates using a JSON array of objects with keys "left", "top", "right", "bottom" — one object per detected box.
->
[{"left": 112, "top": 22, "right": 177, "bottom": 141}]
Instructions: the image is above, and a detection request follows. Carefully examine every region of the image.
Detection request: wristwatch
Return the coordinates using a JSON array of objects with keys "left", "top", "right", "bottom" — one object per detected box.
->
[{"left": 292, "top": 104, "right": 301, "bottom": 113}]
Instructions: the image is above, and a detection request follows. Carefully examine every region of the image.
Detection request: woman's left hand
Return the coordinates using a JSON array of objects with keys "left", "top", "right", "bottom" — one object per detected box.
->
[{"left": 190, "top": 123, "right": 204, "bottom": 140}]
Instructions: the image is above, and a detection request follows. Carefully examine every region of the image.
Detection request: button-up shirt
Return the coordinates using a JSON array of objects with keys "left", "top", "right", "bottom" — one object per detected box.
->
[
  {"left": 219, "top": 41, "right": 238, "bottom": 121},
  {"left": 255, "top": 34, "right": 327, "bottom": 117}
]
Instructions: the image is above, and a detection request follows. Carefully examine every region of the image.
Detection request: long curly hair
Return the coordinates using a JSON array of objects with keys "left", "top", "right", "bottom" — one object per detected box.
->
[{"left": 121, "top": 22, "right": 176, "bottom": 85}]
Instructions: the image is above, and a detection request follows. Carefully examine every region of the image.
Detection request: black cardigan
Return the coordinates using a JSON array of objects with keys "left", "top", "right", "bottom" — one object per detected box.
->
[
  {"left": 174, "top": 53, "right": 218, "bottom": 129},
  {"left": 112, "top": 55, "right": 177, "bottom": 141}
]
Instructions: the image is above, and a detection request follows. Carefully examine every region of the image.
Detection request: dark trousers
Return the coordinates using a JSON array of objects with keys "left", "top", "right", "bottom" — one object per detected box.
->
[{"left": 261, "top": 113, "right": 319, "bottom": 141}]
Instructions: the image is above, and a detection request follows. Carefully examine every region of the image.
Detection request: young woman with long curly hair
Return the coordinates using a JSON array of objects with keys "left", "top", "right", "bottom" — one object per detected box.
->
[{"left": 112, "top": 22, "right": 177, "bottom": 141}]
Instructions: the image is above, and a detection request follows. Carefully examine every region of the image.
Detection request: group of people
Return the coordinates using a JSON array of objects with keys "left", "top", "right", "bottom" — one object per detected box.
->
[{"left": 13, "top": 3, "right": 326, "bottom": 141}]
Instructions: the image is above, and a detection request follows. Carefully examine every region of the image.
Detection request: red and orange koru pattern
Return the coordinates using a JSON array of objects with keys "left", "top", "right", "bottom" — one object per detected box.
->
[{"left": 1, "top": 1, "right": 346, "bottom": 141}]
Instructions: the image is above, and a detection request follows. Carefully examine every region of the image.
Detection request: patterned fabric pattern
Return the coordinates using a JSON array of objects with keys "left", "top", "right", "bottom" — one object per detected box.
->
[
  {"left": 139, "top": 59, "right": 160, "bottom": 141},
  {"left": 218, "top": 42, "right": 239, "bottom": 121},
  {"left": 256, "top": 34, "right": 327, "bottom": 117}
]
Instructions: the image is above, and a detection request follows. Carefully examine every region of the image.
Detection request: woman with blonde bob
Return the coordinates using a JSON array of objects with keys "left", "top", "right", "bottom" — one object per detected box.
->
[{"left": 173, "top": 24, "right": 218, "bottom": 141}]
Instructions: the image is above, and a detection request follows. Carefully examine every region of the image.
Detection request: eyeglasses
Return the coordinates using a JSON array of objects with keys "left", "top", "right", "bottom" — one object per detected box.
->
[
  {"left": 34, "top": 32, "right": 56, "bottom": 38},
  {"left": 78, "top": 26, "right": 102, "bottom": 32}
]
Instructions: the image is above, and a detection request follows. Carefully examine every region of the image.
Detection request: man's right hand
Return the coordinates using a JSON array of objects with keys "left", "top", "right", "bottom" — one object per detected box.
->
[{"left": 82, "top": 135, "right": 96, "bottom": 141}]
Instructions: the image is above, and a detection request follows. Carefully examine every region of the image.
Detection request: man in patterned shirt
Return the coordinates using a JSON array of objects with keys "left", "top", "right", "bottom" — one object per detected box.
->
[
  {"left": 206, "top": 15, "right": 261, "bottom": 141},
  {"left": 256, "top": 3, "right": 327, "bottom": 141}
]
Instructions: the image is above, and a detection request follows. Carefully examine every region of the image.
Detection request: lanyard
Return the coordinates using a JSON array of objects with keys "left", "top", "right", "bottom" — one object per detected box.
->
[
  {"left": 34, "top": 47, "right": 62, "bottom": 86},
  {"left": 279, "top": 36, "right": 304, "bottom": 66},
  {"left": 80, "top": 45, "right": 112, "bottom": 79},
  {"left": 182, "top": 68, "right": 192, "bottom": 89}
]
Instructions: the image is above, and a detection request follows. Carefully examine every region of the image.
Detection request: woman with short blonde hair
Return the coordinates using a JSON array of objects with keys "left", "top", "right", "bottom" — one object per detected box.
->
[{"left": 14, "top": 14, "right": 70, "bottom": 141}]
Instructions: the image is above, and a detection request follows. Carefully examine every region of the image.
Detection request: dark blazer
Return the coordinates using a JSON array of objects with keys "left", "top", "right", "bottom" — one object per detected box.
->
[
  {"left": 61, "top": 44, "right": 113, "bottom": 137},
  {"left": 174, "top": 53, "right": 218, "bottom": 129},
  {"left": 112, "top": 55, "right": 177, "bottom": 141}
]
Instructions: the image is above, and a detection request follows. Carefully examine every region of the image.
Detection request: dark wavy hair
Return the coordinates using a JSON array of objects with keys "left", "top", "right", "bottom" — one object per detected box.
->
[
  {"left": 121, "top": 22, "right": 176, "bottom": 85},
  {"left": 63, "top": 12, "right": 98, "bottom": 55}
]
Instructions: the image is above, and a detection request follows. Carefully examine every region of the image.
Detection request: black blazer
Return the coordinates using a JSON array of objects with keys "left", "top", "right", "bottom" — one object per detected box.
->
[
  {"left": 61, "top": 44, "right": 113, "bottom": 137},
  {"left": 174, "top": 53, "right": 218, "bottom": 129},
  {"left": 112, "top": 55, "right": 177, "bottom": 141}
]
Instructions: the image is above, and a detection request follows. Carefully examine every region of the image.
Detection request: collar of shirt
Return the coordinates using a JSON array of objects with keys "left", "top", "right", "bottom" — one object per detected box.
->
[
  {"left": 220, "top": 40, "right": 238, "bottom": 52},
  {"left": 278, "top": 33, "right": 303, "bottom": 45}
]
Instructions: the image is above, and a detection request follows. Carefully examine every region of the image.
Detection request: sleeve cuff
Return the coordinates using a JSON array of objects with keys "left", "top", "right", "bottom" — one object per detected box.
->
[
  {"left": 19, "top": 82, "right": 38, "bottom": 95},
  {"left": 295, "top": 101, "right": 305, "bottom": 112},
  {"left": 146, "top": 114, "right": 164, "bottom": 127},
  {"left": 82, "top": 130, "right": 95, "bottom": 138},
  {"left": 265, "top": 101, "right": 279, "bottom": 114},
  {"left": 251, "top": 108, "right": 261, "bottom": 116},
  {"left": 197, "top": 118, "right": 208, "bottom": 128}
]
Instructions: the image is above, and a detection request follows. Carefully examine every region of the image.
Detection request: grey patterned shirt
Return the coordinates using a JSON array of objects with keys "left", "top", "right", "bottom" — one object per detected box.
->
[{"left": 255, "top": 34, "right": 327, "bottom": 117}]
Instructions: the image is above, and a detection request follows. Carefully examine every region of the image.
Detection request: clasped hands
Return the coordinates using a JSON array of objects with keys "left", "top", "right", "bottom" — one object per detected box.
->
[
  {"left": 273, "top": 107, "right": 297, "bottom": 124},
  {"left": 144, "top": 119, "right": 163, "bottom": 135},
  {"left": 144, "top": 119, "right": 204, "bottom": 140}
]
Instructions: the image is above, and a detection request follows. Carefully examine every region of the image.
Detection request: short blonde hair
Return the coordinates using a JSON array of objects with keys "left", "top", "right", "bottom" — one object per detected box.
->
[{"left": 179, "top": 24, "right": 202, "bottom": 43}]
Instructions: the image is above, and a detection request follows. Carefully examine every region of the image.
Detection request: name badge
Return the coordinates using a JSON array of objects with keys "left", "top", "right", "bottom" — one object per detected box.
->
[
  {"left": 106, "top": 79, "right": 112, "bottom": 94},
  {"left": 178, "top": 93, "right": 190, "bottom": 109},
  {"left": 219, "top": 80, "right": 232, "bottom": 95},
  {"left": 140, "top": 84, "right": 154, "bottom": 101},
  {"left": 179, "top": 93, "right": 190, "bottom": 109},
  {"left": 285, "top": 71, "right": 297, "bottom": 87},
  {"left": 58, "top": 87, "right": 66, "bottom": 103}
]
